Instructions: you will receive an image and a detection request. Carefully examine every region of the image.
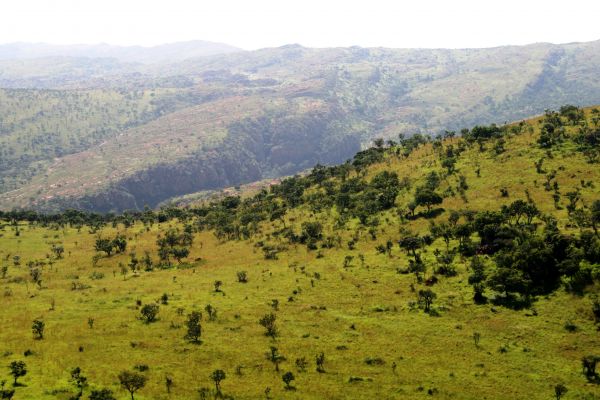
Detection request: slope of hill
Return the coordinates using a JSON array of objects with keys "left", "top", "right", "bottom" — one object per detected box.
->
[
  {"left": 2, "top": 40, "right": 600, "bottom": 211},
  {"left": 0, "top": 107, "right": 599, "bottom": 399}
]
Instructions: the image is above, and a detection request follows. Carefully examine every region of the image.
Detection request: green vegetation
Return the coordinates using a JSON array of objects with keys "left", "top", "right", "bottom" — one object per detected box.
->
[
  {"left": 4, "top": 41, "right": 600, "bottom": 211},
  {"left": 0, "top": 106, "right": 599, "bottom": 398},
  {"left": 0, "top": 88, "right": 170, "bottom": 192}
]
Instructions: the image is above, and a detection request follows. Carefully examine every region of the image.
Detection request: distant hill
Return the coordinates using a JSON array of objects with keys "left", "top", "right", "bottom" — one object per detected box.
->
[
  {"left": 1, "top": 39, "right": 600, "bottom": 211},
  {"left": 0, "top": 40, "right": 243, "bottom": 63}
]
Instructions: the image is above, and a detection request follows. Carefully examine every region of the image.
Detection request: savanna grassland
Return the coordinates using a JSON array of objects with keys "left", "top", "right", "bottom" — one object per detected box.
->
[{"left": 1, "top": 106, "right": 600, "bottom": 399}]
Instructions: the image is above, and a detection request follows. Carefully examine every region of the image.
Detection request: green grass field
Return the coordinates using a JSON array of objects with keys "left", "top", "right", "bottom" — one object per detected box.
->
[{"left": 1, "top": 108, "right": 599, "bottom": 399}]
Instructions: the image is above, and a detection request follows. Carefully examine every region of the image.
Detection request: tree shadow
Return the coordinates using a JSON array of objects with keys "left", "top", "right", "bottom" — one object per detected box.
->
[
  {"left": 406, "top": 208, "right": 445, "bottom": 220},
  {"left": 491, "top": 294, "right": 532, "bottom": 310}
]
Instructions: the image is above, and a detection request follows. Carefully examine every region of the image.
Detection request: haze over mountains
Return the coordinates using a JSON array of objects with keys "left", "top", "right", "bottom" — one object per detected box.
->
[
  {"left": 0, "top": 40, "right": 242, "bottom": 63},
  {"left": 1, "top": 39, "right": 600, "bottom": 212}
]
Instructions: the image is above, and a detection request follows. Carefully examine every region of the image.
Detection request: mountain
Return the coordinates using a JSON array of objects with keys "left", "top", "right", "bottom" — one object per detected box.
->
[
  {"left": 1, "top": 107, "right": 599, "bottom": 399},
  {"left": 0, "top": 40, "right": 243, "bottom": 63},
  {"left": 1, "top": 39, "right": 600, "bottom": 211}
]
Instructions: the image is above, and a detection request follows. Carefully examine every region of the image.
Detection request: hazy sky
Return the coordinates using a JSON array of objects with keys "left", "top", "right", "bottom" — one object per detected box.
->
[{"left": 1, "top": 0, "right": 599, "bottom": 49}]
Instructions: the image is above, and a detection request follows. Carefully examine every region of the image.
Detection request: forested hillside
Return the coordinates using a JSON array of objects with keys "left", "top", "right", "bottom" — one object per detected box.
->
[
  {"left": 2, "top": 40, "right": 600, "bottom": 211},
  {"left": 0, "top": 106, "right": 599, "bottom": 399}
]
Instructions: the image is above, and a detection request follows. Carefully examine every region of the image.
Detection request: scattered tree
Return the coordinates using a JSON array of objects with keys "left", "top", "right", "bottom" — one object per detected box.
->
[
  {"left": 295, "top": 357, "right": 308, "bottom": 373},
  {"left": 210, "top": 369, "right": 226, "bottom": 397},
  {"left": 259, "top": 313, "right": 278, "bottom": 339},
  {"left": 282, "top": 371, "right": 295, "bottom": 390},
  {"left": 266, "top": 347, "right": 285, "bottom": 372},
  {"left": 140, "top": 304, "right": 159, "bottom": 323},
  {"left": 70, "top": 367, "right": 88, "bottom": 399},
  {"left": 89, "top": 388, "right": 116, "bottom": 400},
  {"left": 8, "top": 361, "right": 26, "bottom": 386},
  {"left": 554, "top": 383, "right": 568, "bottom": 400},
  {"left": 184, "top": 311, "right": 202, "bottom": 343},
  {"left": 205, "top": 304, "right": 217, "bottom": 321},
  {"left": 0, "top": 380, "right": 14, "bottom": 399},
  {"left": 118, "top": 371, "right": 147, "bottom": 400},
  {"left": 418, "top": 289, "right": 437, "bottom": 313},
  {"left": 582, "top": 355, "right": 600, "bottom": 381},
  {"left": 165, "top": 375, "right": 173, "bottom": 394},
  {"left": 32, "top": 319, "right": 45, "bottom": 340},
  {"left": 316, "top": 352, "right": 326, "bottom": 373},
  {"left": 236, "top": 271, "right": 248, "bottom": 283}
]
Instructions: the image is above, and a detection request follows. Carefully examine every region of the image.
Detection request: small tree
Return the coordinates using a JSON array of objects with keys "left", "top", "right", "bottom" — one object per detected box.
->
[
  {"left": 295, "top": 357, "right": 308, "bottom": 373},
  {"left": 171, "top": 246, "right": 190, "bottom": 264},
  {"left": 120, "top": 263, "right": 128, "bottom": 280},
  {"left": 128, "top": 253, "right": 139, "bottom": 275},
  {"left": 30, "top": 268, "right": 42, "bottom": 289},
  {"left": 70, "top": 367, "right": 88, "bottom": 399},
  {"left": 210, "top": 369, "right": 226, "bottom": 397},
  {"left": 165, "top": 375, "right": 173, "bottom": 394},
  {"left": 414, "top": 187, "right": 443, "bottom": 213},
  {"left": 95, "top": 238, "right": 114, "bottom": 256},
  {"left": 197, "top": 387, "right": 210, "bottom": 400},
  {"left": 582, "top": 355, "right": 600, "bottom": 381},
  {"left": 118, "top": 371, "right": 147, "bottom": 400},
  {"left": 0, "top": 380, "right": 15, "bottom": 399},
  {"left": 32, "top": 319, "right": 45, "bottom": 340},
  {"left": 259, "top": 313, "right": 278, "bottom": 339},
  {"left": 213, "top": 280, "right": 223, "bottom": 292},
  {"left": 205, "top": 304, "right": 217, "bottom": 321},
  {"left": 282, "top": 371, "right": 295, "bottom": 390},
  {"left": 554, "top": 384, "right": 568, "bottom": 400},
  {"left": 236, "top": 271, "right": 248, "bottom": 283},
  {"left": 112, "top": 235, "right": 127, "bottom": 253},
  {"left": 184, "top": 311, "right": 202, "bottom": 343},
  {"left": 140, "top": 304, "right": 159, "bottom": 323},
  {"left": 51, "top": 244, "right": 64, "bottom": 259},
  {"left": 418, "top": 289, "right": 436, "bottom": 313},
  {"left": 8, "top": 361, "right": 26, "bottom": 386},
  {"left": 398, "top": 235, "right": 423, "bottom": 262},
  {"left": 266, "top": 346, "right": 285, "bottom": 372},
  {"left": 468, "top": 256, "right": 487, "bottom": 303},
  {"left": 316, "top": 352, "right": 326, "bottom": 373}
]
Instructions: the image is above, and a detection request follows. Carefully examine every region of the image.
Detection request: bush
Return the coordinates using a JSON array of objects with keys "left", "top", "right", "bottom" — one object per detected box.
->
[
  {"left": 282, "top": 371, "right": 295, "bottom": 390},
  {"left": 140, "top": 304, "right": 159, "bottom": 323},
  {"left": 236, "top": 271, "right": 248, "bottom": 283}
]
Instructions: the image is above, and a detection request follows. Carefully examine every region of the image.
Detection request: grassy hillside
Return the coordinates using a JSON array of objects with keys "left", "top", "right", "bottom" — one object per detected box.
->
[
  {"left": 0, "top": 87, "right": 204, "bottom": 192},
  {"left": 0, "top": 93, "right": 362, "bottom": 211},
  {"left": 3, "top": 40, "right": 600, "bottom": 211},
  {"left": 0, "top": 107, "right": 599, "bottom": 399}
]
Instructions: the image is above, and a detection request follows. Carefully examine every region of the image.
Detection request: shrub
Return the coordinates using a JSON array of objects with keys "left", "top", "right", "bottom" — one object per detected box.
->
[
  {"left": 32, "top": 319, "right": 45, "bottom": 340},
  {"left": 282, "top": 371, "right": 295, "bottom": 390},
  {"left": 89, "top": 388, "right": 116, "bottom": 400},
  {"left": 236, "top": 271, "right": 248, "bottom": 283},
  {"left": 418, "top": 289, "right": 436, "bottom": 313},
  {"left": 259, "top": 313, "right": 278, "bottom": 339},
  {"left": 140, "top": 304, "right": 159, "bottom": 323}
]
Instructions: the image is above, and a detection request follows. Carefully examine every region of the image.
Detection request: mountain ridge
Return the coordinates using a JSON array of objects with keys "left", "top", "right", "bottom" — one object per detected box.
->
[{"left": 2, "top": 39, "right": 600, "bottom": 211}]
